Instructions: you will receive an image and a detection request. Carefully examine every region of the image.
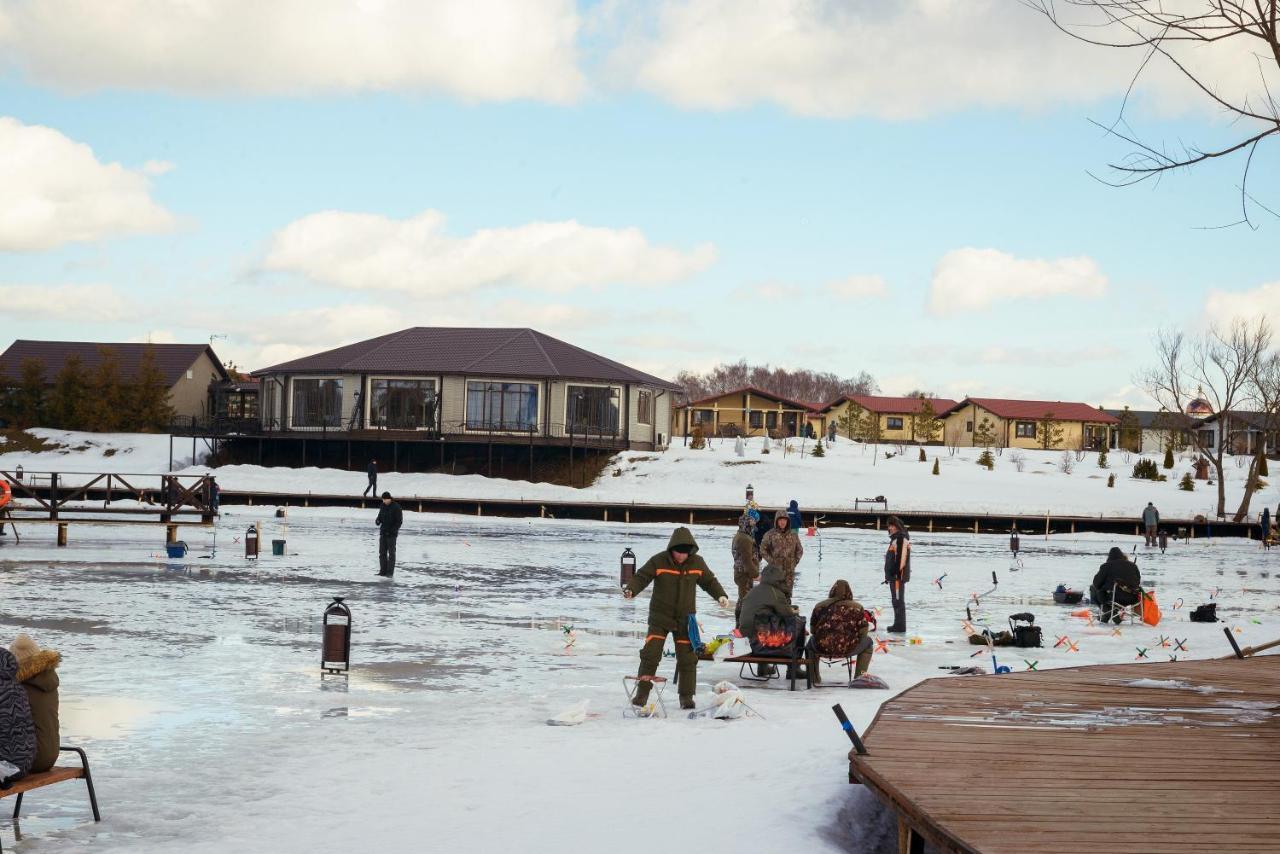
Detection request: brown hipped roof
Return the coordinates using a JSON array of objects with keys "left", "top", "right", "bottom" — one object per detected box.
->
[
  {"left": 252, "top": 327, "right": 680, "bottom": 390},
  {"left": 0, "top": 340, "right": 227, "bottom": 387},
  {"left": 941, "top": 397, "right": 1118, "bottom": 424},
  {"left": 824, "top": 394, "right": 959, "bottom": 415},
  {"left": 680, "top": 385, "right": 820, "bottom": 412}
]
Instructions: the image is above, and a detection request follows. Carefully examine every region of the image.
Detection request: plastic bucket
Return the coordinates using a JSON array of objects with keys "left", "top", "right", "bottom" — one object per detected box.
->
[
  {"left": 272, "top": 539, "right": 286, "bottom": 556},
  {"left": 166, "top": 541, "right": 188, "bottom": 559}
]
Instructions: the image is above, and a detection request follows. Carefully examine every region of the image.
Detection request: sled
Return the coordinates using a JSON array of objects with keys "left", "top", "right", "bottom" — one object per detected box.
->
[{"left": 849, "top": 674, "right": 889, "bottom": 689}]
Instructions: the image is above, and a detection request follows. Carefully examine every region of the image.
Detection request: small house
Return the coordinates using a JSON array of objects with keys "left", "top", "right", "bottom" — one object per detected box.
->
[{"left": 939, "top": 397, "right": 1118, "bottom": 450}]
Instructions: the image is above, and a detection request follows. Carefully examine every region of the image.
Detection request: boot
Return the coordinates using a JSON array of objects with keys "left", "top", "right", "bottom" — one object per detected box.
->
[
  {"left": 680, "top": 696, "right": 695, "bottom": 710},
  {"left": 887, "top": 603, "right": 906, "bottom": 633}
]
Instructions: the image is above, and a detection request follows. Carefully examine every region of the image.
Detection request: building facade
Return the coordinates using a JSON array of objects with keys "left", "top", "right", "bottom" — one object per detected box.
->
[
  {"left": 823, "top": 395, "right": 959, "bottom": 444},
  {"left": 940, "top": 397, "right": 1118, "bottom": 450}
]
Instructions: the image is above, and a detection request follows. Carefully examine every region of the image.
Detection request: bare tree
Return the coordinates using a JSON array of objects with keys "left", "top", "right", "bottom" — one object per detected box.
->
[
  {"left": 1139, "top": 319, "right": 1272, "bottom": 518},
  {"left": 674, "top": 360, "right": 877, "bottom": 405},
  {"left": 1028, "top": 0, "right": 1280, "bottom": 227},
  {"left": 1233, "top": 350, "right": 1280, "bottom": 519}
]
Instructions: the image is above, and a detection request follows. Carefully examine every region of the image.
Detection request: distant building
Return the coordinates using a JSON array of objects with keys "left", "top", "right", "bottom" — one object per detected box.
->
[
  {"left": 1197, "top": 410, "right": 1277, "bottom": 456},
  {"left": 1104, "top": 408, "right": 1201, "bottom": 455},
  {"left": 939, "top": 397, "right": 1119, "bottom": 450},
  {"left": 672, "top": 386, "right": 819, "bottom": 440},
  {"left": 0, "top": 340, "right": 230, "bottom": 420},
  {"left": 822, "top": 395, "right": 959, "bottom": 445}
]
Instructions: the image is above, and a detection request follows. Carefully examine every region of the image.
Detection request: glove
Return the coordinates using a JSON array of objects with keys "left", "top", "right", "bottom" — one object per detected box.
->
[
  {"left": 718, "top": 596, "right": 730, "bottom": 608},
  {"left": 623, "top": 589, "right": 633, "bottom": 599}
]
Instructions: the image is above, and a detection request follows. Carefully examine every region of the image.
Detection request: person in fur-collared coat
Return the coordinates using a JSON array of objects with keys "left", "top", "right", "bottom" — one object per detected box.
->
[
  {"left": 0, "top": 647, "right": 36, "bottom": 779},
  {"left": 10, "top": 634, "right": 60, "bottom": 773}
]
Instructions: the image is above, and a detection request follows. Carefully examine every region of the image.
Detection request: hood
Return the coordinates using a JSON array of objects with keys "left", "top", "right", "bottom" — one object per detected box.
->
[
  {"left": 788, "top": 500, "right": 799, "bottom": 511},
  {"left": 828, "top": 579, "right": 853, "bottom": 601},
  {"left": 738, "top": 515, "right": 754, "bottom": 534},
  {"left": 1107, "top": 547, "right": 1125, "bottom": 561},
  {"left": 773, "top": 509, "right": 791, "bottom": 528},
  {"left": 761, "top": 564, "right": 788, "bottom": 587},
  {"left": 666, "top": 527, "right": 699, "bottom": 555},
  {"left": 15, "top": 650, "right": 60, "bottom": 683},
  {"left": 0, "top": 648, "right": 16, "bottom": 680}
]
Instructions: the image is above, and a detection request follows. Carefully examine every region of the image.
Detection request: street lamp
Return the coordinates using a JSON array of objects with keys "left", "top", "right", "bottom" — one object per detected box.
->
[{"left": 620, "top": 548, "right": 637, "bottom": 588}]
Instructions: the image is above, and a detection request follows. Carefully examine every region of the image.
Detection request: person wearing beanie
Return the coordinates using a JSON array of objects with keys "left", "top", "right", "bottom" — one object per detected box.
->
[{"left": 9, "top": 634, "right": 59, "bottom": 773}]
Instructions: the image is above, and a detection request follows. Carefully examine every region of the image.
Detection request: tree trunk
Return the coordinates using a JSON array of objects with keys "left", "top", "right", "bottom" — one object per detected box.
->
[
  {"left": 1233, "top": 456, "right": 1261, "bottom": 522},
  {"left": 1214, "top": 452, "right": 1227, "bottom": 518}
]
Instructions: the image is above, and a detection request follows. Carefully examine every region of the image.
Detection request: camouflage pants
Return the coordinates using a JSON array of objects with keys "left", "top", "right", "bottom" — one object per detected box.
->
[{"left": 635, "top": 622, "right": 697, "bottom": 702}]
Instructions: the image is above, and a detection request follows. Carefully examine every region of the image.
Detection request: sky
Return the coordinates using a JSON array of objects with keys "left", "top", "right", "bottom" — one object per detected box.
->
[{"left": 1, "top": 0, "right": 1277, "bottom": 408}]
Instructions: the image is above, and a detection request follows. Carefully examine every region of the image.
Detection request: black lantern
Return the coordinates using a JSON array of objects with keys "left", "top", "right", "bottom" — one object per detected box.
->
[
  {"left": 620, "top": 547, "right": 637, "bottom": 588},
  {"left": 1010, "top": 529, "right": 1020, "bottom": 555},
  {"left": 245, "top": 524, "right": 259, "bottom": 559},
  {"left": 322, "top": 597, "right": 352, "bottom": 676},
  {"left": 14, "top": 465, "right": 22, "bottom": 482},
  {"left": 745, "top": 483, "right": 754, "bottom": 503}
]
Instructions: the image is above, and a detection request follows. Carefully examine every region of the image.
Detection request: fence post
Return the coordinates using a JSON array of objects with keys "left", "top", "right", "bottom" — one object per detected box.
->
[{"left": 49, "top": 472, "right": 59, "bottom": 521}]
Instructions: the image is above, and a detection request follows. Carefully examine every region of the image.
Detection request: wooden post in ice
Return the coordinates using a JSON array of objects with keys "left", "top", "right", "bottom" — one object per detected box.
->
[
  {"left": 1044, "top": 511, "right": 1050, "bottom": 539},
  {"left": 56, "top": 523, "right": 68, "bottom": 547}
]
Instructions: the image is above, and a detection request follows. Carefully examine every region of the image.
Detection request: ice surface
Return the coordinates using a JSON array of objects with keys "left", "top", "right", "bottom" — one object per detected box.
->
[{"left": 0, "top": 496, "right": 1278, "bottom": 850}]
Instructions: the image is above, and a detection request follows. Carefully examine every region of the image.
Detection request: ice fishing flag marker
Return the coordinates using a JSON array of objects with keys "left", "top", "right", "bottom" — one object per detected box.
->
[
  {"left": 1024, "top": 660, "right": 1039, "bottom": 671},
  {"left": 934, "top": 573, "right": 947, "bottom": 589},
  {"left": 1169, "top": 655, "right": 1179, "bottom": 661},
  {"left": 1135, "top": 647, "right": 1149, "bottom": 660},
  {"left": 1174, "top": 638, "right": 1188, "bottom": 652},
  {"left": 1158, "top": 635, "right": 1171, "bottom": 648},
  {"left": 1111, "top": 628, "right": 1123, "bottom": 637},
  {"left": 875, "top": 638, "right": 890, "bottom": 654},
  {"left": 1054, "top": 635, "right": 1071, "bottom": 649}
]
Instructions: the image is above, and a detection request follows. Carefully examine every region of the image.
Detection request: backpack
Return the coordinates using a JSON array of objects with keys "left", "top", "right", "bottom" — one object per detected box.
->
[
  {"left": 1190, "top": 603, "right": 1218, "bottom": 623},
  {"left": 1009, "top": 613, "right": 1042, "bottom": 648}
]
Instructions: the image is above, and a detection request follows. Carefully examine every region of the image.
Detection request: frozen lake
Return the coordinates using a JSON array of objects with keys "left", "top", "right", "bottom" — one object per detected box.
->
[{"left": 1, "top": 508, "right": 1277, "bottom": 853}]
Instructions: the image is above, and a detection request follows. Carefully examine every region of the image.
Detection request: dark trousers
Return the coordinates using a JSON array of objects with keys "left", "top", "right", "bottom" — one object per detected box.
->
[
  {"left": 379, "top": 534, "right": 397, "bottom": 575},
  {"left": 364, "top": 475, "right": 377, "bottom": 497},
  {"left": 636, "top": 623, "right": 696, "bottom": 701},
  {"left": 888, "top": 579, "right": 907, "bottom": 631}
]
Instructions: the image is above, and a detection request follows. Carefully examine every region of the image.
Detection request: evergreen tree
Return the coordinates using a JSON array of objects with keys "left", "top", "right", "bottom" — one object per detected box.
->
[
  {"left": 1179, "top": 472, "right": 1195, "bottom": 491},
  {"left": 838, "top": 404, "right": 864, "bottom": 441},
  {"left": 812, "top": 438, "right": 825, "bottom": 457},
  {"left": 931, "top": 457, "right": 940, "bottom": 475},
  {"left": 83, "top": 346, "right": 126, "bottom": 432},
  {"left": 918, "top": 447, "right": 927, "bottom": 462},
  {"left": 47, "top": 355, "right": 90, "bottom": 429},
  {"left": 977, "top": 449, "right": 995, "bottom": 470},
  {"left": 130, "top": 345, "right": 174, "bottom": 431},
  {"left": 1163, "top": 446, "right": 1175, "bottom": 469},
  {"left": 1117, "top": 407, "right": 1141, "bottom": 453},
  {"left": 4, "top": 359, "right": 48, "bottom": 428},
  {"left": 1036, "top": 412, "right": 1065, "bottom": 450},
  {"left": 973, "top": 417, "right": 998, "bottom": 449},
  {"left": 1097, "top": 448, "right": 1108, "bottom": 469},
  {"left": 911, "top": 397, "right": 942, "bottom": 444}
]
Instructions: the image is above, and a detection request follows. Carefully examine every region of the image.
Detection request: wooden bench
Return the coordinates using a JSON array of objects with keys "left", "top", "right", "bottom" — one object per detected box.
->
[
  {"left": 724, "top": 652, "right": 812, "bottom": 691},
  {"left": 853, "top": 496, "right": 888, "bottom": 511},
  {"left": 0, "top": 746, "right": 101, "bottom": 852}
]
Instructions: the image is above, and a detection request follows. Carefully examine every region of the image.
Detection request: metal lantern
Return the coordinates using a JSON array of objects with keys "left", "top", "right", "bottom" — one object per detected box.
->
[
  {"left": 245, "top": 524, "right": 259, "bottom": 559},
  {"left": 620, "top": 547, "right": 637, "bottom": 588},
  {"left": 745, "top": 483, "right": 754, "bottom": 503},
  {"left": 322, "top": 597, "right": 352, "bottom": 675},
  {"left": 1010, "top": 529, "right": 1020, "bottom": 555},
  {"left": 14, "top": 465, "right": 23, "bottom": 482}
]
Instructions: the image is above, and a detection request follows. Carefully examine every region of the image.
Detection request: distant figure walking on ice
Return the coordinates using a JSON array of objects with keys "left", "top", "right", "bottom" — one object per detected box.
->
[
  {"left": 375, "top": 492, "right": 402, "bottom": 577},
  {"left": 364, "top": 459, "right": 379, "bottom": 497},
  {"left": 1142, "top": 502, "right": 1160, "bottom": 547},
  {"left": 786, "top": 499, "right": 803, "bottom": 533},
  {"left": 884, "top": 516, "right": 911, "bottom": 633}
]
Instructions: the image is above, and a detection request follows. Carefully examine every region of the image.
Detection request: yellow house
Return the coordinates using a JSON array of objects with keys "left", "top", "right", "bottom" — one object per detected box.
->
[
  {"left": 672, "top": 386, "right": 819, "bottom": 440},
  {"left": 823, "top": 395, "right": 959, "bottom": 444},
  {"left": 939, "top": 397, "right": 1119, "bottom": 450}
]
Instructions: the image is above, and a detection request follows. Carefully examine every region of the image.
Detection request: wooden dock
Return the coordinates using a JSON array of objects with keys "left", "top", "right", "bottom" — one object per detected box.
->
[{"left": 848, "top": 656, "right": 1280, "bottom": 854}]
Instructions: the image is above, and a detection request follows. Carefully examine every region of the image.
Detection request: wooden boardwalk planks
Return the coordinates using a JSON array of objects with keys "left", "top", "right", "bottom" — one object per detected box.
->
[{"left": 849, "top": 657, "right": 1280, "bottom": 854}]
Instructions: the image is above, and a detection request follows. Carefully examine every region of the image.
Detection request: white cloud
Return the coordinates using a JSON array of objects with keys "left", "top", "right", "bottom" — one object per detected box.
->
[
  {"left": 733, "top": 282, "right": 802, "bottom": 301},
  {"left": 0, "top": 283, "right": 130, "bottom": 319},
  {"left": 262, "top": 209, "right": 716, "bottom": 295},
  {"left": 0, "top": 116, "right": 175, "bottom": 251},
  {"left": 140, "top": 160, "right": 175, "bottom": 176},
  {"left": 1204, "top": 281, "right": 1280, "bottom": 327},
  {"left": 827, "top": 275, "right": 887, "bottom": 300},
  {"left": 928, "top": 248, "right": 1107, "bottom": 315},
  {"left": 600, "top": 0, "right": 1265, "bottom": 119},
  {"left": 0, "top": 0, "right": 584, "bottom": 102}
]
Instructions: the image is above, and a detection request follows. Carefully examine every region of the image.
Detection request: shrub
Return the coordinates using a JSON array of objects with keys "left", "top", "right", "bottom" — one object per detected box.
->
[
  {"left": 977, "top": 449, "right": 995, "bottom": 470},
  {"left": 1163, "top": 447, "right": 1174, "bottom": 469},
  {"left": 1009, "top": 450, "right": 1027, "bottom": 472},
  {"left": 932, "top": 458, "right": 940, "bottom": 476},
  {"left": 1179, "top": 472, "right": 1195, "bottom": 491},
  {"left": 1133, "top": 459, "right": 1162, "bottom": 481},
  {"left": 690, "top": 425, "right": 706, "bottom": 450},
  {"left": 918, "top": 447, "right": 927, "bottom": 462},
  {"left": 812, "top": 439, "right": 825, "bottom": 458},
  {"left": 1058, "top": 450, "right": 1074, "bottom": 474},
  {"left": 1097, "top": 448, "right": 1108, "bottom": 469},
  {"left": 1107, "top": 473, "right": 1116, "bottom": 488}
]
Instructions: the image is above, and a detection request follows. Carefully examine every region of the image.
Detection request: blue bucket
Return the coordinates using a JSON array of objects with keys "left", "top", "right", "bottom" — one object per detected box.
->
[{"left": 166, "top": 541, "right": 188, "bottom": 559}]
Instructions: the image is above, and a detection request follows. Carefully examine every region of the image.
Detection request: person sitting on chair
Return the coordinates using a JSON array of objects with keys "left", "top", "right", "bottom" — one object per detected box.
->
[
  {"left": 1091, "top": 547, "right": 1142, "bottom": 624},
  {"left": 808, "top": 580, "right": 873, "bottom": 685},
  {"left": 737, "top": 565, "right": 806, "bottom": 678}
]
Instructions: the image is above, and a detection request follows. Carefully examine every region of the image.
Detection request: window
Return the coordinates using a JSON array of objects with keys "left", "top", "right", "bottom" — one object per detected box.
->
[
  {"left": 886, "top": 416, "right": 904, "bottom": 430},
  {"left": 567, "top": 385, "right": 620, "bottom": 434},
  {"left": 1199, "top": 429, "right": 1215, "bottom": 449},
  {"left": 466, "top": 381, "right": 539, "bottom": 431},
  {"left": 291, "top": 378, "right": 343, "bottom": 428},
  {"left": 966, "top": 420, "right": 974, "bottom": 433},
  {"left": 691, "top": 409, "right": 714, "bottom": 426},
  {"left": 186, "top": 369, "right": 194, "bottom": 380},
  {"left": 748, "top": 411, "right": 763, "bottom": 429},
  {"left": 1015, "top": 421, "right": 1036, "bottom": 439},
  {"left": 371, "top": 379, "right": 436, "bottom": 430},
  {"left": 766, "top": 411, "right": 778, "bottom": 429},
  {"left": 637, "top": 390, "right": 653, "bottom": 425}
]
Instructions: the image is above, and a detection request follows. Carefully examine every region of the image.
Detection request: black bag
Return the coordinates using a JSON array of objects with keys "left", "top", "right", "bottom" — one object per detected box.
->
[
  {"left": 1190, "top": 603, "right": 1218, "bottom": 623},
  {"left": 1009, "top": 613, "right": 1042, "bottom": 648}
]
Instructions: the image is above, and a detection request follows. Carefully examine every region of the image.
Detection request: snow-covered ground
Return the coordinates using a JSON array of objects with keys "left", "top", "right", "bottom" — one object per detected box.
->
[
  {"left": 3, "top": 429, "right": 1275, "bottom": 520},
  {"left": 1, "top": 506, "right": 1277, "bottom": 853}
]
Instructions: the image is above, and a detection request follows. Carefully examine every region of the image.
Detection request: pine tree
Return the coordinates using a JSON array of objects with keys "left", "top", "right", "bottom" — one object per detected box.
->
[
  {"left": 129, "top": 345, "right": 174, "bottom": 431},
  {"left": 812, "top": 439, "right": 825, "bottom": 457},
  {"left": 1179, "top": 472, "right": 1195, "bottom": 491},
  {"left": 83, "top": 346, "right": 126, "bottom": 432},
  {"left": 1107, "top": 473, "right": 1116, "bottom": 487},
  {"left": 912, "top": 396, "right": 942, "bottom": 444},
  {"left": 918, "top": 447, "right": 927, "bottom": 462},
  {"left": 977, "top": 449, "right": 995, "bottom": 470},
  {"left": 4, "top": 359, "right": 47, "bottom": 428},
  {"left": 47, "top": 355, "right": 90, "bottom": 429},
  {"left": 1097, "top": 448, "right": 1108, "bottom": 469},
  {"left": 1036, "top": 412, "right": 1064, "bottom": 450},
  {"left": 932, "top": 457, "right": 940, "bottom": 475},
  {"left": 1163, "top": 446, "right": 1174, "bottom": 469},
  {"left": 1117, "top": 407, "right": 1141, "bottom": 453},
  {"left": 973, "top": 417, "right": 997, "bottom": 449}
]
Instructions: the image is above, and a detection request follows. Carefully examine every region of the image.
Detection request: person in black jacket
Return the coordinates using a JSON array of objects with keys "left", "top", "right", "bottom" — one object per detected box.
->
[
  {"left": 363, "top": 460, "right": 378, "bottom": 497},
  {"left": 375, "top": 492, "right": 403, "bottom": 577},
  {"left": 884, "top": 516, "right": 911, "bottom": 633},
  {"left": 1091, "top": 546, "right": 1141, "bottom": 623}
]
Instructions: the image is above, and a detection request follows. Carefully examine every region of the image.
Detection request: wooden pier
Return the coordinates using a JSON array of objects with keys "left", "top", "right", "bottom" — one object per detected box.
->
[{"left": 847, "top": 656, "right": 1280, "bottom": 853}]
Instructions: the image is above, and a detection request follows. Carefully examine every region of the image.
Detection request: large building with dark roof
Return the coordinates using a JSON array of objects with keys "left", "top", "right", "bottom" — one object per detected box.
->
[
  {"left": 0, "top": 340, "right": 230, "bottom": 420},
  {"left": 250, "top": 327, "right": 679, "bottom": 452}
]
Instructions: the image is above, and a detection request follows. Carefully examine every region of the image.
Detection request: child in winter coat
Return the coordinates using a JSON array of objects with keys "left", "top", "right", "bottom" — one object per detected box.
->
[{"left": 0, "top": 647, "right": 36, "bottom": 783}]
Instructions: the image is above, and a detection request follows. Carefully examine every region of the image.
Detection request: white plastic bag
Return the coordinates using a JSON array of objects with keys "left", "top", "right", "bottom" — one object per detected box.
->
[{"left": 546, "top": 699, "right": 590, "bottom": 726}]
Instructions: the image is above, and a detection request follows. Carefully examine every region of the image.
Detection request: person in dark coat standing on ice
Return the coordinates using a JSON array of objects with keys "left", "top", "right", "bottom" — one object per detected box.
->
[
  {"left": 1262, "top": 506, "right": 1271, "bottom": 542},
  {"left": 623, "top": 527, "right": 729, "bottom": 711},
  {"left": 1141, "top": 502, "right": 1159, "bottom": 547},
  {"left": 787, "top": 499, "right": 804, "bottom": 533},
  {"left": 883, "top": 516, "right": 911, "bottom": 633},
  {"left": 363, "top": 459, "right": 379, "bottom": 497},
  {"left": 375, "top": 492, "right": 402, "bottom": 577}
]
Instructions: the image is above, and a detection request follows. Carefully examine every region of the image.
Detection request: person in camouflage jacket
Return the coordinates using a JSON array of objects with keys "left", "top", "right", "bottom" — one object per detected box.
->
[
  {"left": 760, "top": 508, "right": 804, "bottom": 596},
  {"left": 624, "top": 527, "right": 729, "bottom": 709},
  {"left": 808, "top": 579, "right": 873, "bottom": 683},
  {"left": 731, "top": 513, "right": 760, "bottom": 616}
]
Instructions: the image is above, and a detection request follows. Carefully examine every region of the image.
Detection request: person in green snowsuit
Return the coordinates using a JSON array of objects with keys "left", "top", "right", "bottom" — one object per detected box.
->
[{"left": 624, "top": 527, "right": 729, "bottom": 710}]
